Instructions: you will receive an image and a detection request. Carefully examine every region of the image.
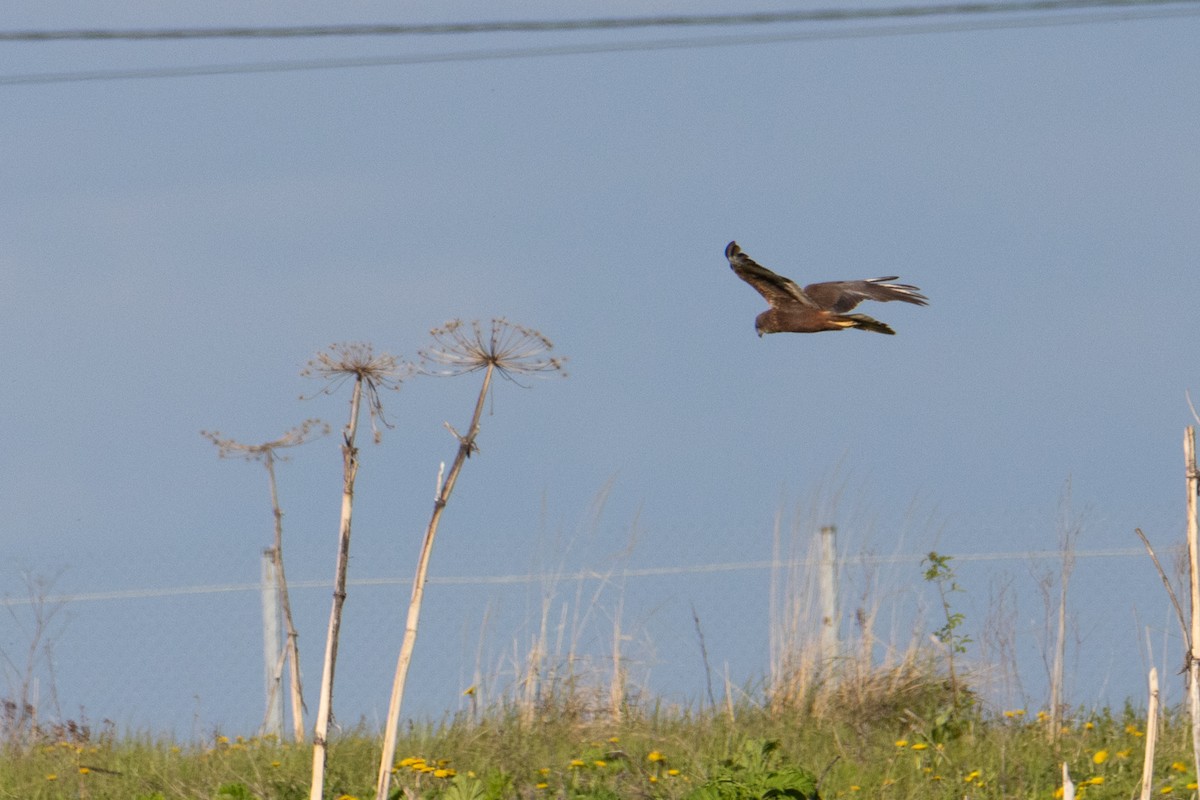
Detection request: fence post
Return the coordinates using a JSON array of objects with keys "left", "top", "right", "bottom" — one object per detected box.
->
[
  {"left": 1185, "top": 427, "right": 1200, "bottom": 782},
  {"left": 261, "top": 548, "right": 283, "bottom": 738},
  {"left": 819, "top": 525, "right": 840, "bottom": 664}
]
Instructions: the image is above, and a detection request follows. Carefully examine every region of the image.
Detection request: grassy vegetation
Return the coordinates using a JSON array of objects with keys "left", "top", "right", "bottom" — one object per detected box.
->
[{"left": 2, "top": 688, "right": 1196, "bottom": 799}]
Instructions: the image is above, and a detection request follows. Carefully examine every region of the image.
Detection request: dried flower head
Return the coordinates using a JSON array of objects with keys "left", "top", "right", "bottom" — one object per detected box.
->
[
  {"left": 301, "top": 342, "right": 413, "bottom": 442},
  {"left": 202, "top": 418, "right": 330, "bottom": 462},
  {"left": 419, "top": 319, "right": 566, "bottom": 383}
]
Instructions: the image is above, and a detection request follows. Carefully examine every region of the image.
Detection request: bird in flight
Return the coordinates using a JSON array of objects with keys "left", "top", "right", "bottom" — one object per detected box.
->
[{"left": 726, "top": 241, "right": 927, "bottom": 336}]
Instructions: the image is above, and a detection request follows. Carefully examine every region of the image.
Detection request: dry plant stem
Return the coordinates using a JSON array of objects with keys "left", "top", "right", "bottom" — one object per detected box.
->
[
  {"left": 310, "top": 378, "right": 364, "bottom": 800},
  {"left": 1141, "top": 667, "right": 1160, "bottom": 800},
  {"left": 1048, "top": 540, "right": 1074, "bottom": 742},
  {"left": 201, "top": 420, "right": 326, "bottom": 744},
  {"left": 1135, "top": 528, "right": 1189, "bottom": 642},
  {"left": 1185, "top": 426, "right": 1200, "bottom": 783},
  {"left": 264, "top": 452, "right": 307, "bottom": 743},
  {"left": 375, "top": 363, "right": 495, "bottom": 800},
  {"left": 609, "top": 593, "right": 625, "bottom": 723},
  {"left": 692, "top": 602, "right": 717, "bottom": 710}
]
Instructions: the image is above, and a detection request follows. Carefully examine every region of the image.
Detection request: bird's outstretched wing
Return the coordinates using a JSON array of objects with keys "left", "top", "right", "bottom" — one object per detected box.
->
[
  {"left": 803, "top": 278, "right": 929, "bottom": 312},
  {"left": 725, "top": 241, "right": 817, "bottom": 310}
]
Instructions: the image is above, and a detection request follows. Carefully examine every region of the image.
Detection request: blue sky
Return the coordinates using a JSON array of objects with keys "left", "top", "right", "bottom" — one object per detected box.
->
[{"left": 3, "top": 1, "right": 1199, "bottom": 737}]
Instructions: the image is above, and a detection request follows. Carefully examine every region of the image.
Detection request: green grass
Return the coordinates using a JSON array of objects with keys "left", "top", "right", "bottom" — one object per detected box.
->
[{"left": 1, "top": 698, "right": 1196, "bottom": 800}]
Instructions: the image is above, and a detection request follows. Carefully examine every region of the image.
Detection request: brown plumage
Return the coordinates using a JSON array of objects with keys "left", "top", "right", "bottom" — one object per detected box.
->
[{"left": 726, "top": 241, "right": 928, "bottom": 337}]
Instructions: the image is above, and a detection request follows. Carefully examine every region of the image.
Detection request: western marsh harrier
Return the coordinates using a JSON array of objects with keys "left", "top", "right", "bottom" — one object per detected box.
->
[{"left": 726, "top": 241, "right": 927, "bottom": 336}]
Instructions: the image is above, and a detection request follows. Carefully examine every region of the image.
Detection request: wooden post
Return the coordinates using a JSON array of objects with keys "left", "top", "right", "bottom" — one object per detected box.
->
[
  {"left": 818, "top": 526, "right": 839, "bottom": 665},
  {"left": 1141, "top": 667, "right": 1160, "bottom": 800},
  {"left": 260, "top": 548, "right": 283, "bottom": 738},
  {"left": 1186, "top": 427, "right": 1200, "bottom": 781}
]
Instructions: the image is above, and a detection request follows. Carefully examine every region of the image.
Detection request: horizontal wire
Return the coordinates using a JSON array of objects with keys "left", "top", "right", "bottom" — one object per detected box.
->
[
  {"left": 2, "top": 6, "right": 1197, "bottom": 87},
  {"left": 1, "top": 0, "right": 1195, "bottom": 41},
  {"left": 0, "top": 546, "right": 1159, "bottom": 606}
]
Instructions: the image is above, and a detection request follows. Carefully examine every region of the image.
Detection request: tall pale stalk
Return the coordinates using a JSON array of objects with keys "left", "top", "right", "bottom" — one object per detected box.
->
[
  {"left": 263, "top": 451, "right": 308, "bottom": 742},
  {"left": 1141, "top": 667, "right": 1160, "bottom": 800},
  {"left": 374, "top": 319, "right": 564, "bottom": 800},
  {"left": 301, "top": 342, "right": 408, "bottom": 800},
  {"left": 375, "top": 362, "right": 494, "bottom": 800},
  {"left": 310, "top": 378, "right": 363, "bottom": 800},
  {"left": 201, "top": 420, "right": 326, "bottom": 744}
]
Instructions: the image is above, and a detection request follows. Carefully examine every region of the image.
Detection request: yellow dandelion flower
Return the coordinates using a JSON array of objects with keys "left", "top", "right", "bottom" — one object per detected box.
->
[
  {"left": 667, "top": 769, "right": 680, "bottom": 777},
  {"left": 1037, "top": 711, "right": 1049, "bottom": 722},
  {"left": 536, "top": 782, "right": 549, "bottom": 790},
  {"left": 1188, "top": 782, "right": 1198, "bottom": 790},
  {"left": 1171, "top": 761, "right": 1188, "bottom": 773},
  {"left": 964, "top": 770, "right": 981, "bottom": 782},
  {"left": 593, "top": 760, "right": 607, "bottom": 768},
  {"left": 433, "top": 769, "right": 454, "bottom": 778},
  {"left": 335, "top": 795, "right": 359, "bottom": 800},
  {"left": 78, "top": 767, "right": 91, "bottom": 775},
  {"left": 609, "top": 736, "right": 620, "bottom": 743},
  {"left": 1088, "top": 777, "right": 1105, "bottom": 785},
  {"left": 648, "top": 750, "right": 666, "bottom": 762},
  {"left": 45, "top": 774, "right": 57, "bottom": 782},
  {"left": 398, "top": 757, "right": 421, "bottom": 767},
  {"left": 1117, "top": 749, "right": 1132, "bottom": 759},
  {"left": 1085, "top": 721, "right": 1095, "bottom": 729},
  {"left": 911, "top": 742, "right": 929, "bottom": 751},
  {"left": 1054, "top": 787, "right": 1065, "bottom": 799},
  {"left": 569, "top": 759, "right": 585, "bottom": 768},
  {"left": 649, "top": 776, "right": 658, "bottom": 784},
  {"left": 538, "top": 767, "right": 551, "bottom": 776},
  {"left": 1126, "top": 724, "right": 1144, "bottom": 737},
  {"left": 1161, "top": 787, "right": 1173, "bottom": 794},
  {"left": 271, "top": 761, "right": 282, "bottom": 768},
  {"left": 1005, "top": 709, "right": 1026, "bottom": 718},
  {"left": 1093, "top": 750, "right": 1109, "bottom": 764},
  {"left": 894, "top": 739, "right": 909, "bottom": 747},
  {"left": 881, "top": 778, "right": 896, "bottom": 786},
  {"left": 850, "top": 785, "right": 861, "bottom": 791}
]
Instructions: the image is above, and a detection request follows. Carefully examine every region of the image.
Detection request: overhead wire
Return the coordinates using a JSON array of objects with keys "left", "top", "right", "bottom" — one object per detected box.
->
[
  {"left": 1, "top": 1, "right": 1198, "bottom": 85},
  {"left": 0, "top": 0, "right": 1196, "bottom": 40},
  {"left": 0, "top": 546, "right": 1159, "bottom": 606}
]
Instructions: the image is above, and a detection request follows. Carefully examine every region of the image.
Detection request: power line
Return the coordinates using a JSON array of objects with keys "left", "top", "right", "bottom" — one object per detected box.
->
[
  {"left": 0, "top": 546, "right": 1158, "bottom": 606},
  {"left": 1, "top": 0, "right": 1195, "bottom": 41},
  {"left": 1, "top": 5, "right": 1196, "bottom": 87}
]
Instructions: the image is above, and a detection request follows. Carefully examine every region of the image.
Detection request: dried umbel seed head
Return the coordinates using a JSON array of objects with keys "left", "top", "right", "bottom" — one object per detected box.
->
[
  {"left": 419, "top": 319, "right": 566, "bottom": 383},
  {"left": 202, "top": 419, "right": 330, "bottom": 462},
  {"left": 302, "top": 342, "right": 414, "bottom": 443},
  {"left": 301, "top": 342, "right": 411, "bottom": 389}
]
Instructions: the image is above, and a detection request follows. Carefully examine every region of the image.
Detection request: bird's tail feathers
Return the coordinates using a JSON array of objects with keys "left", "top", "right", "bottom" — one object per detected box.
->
[{"left": 843, "top": 314, "right": 896, "bottom": 335}]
